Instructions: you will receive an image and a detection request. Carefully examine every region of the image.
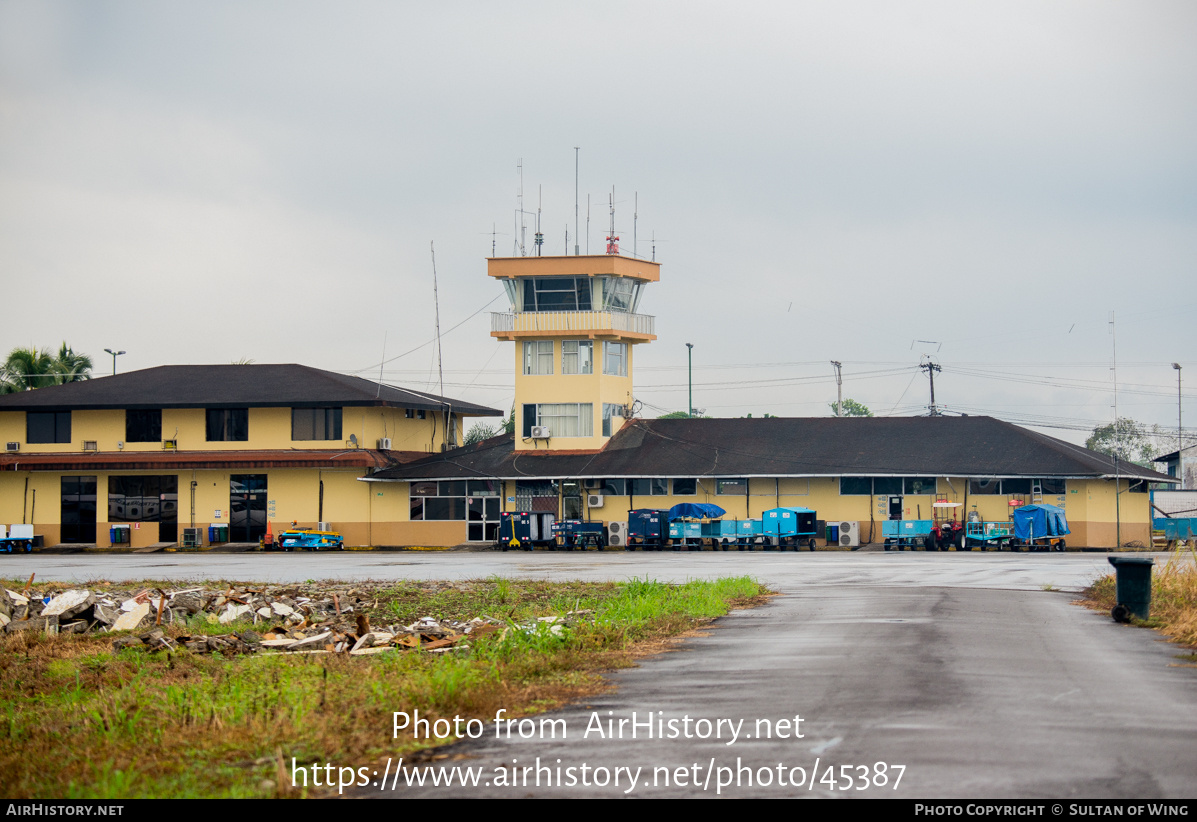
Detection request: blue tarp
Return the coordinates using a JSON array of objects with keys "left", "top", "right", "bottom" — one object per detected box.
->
[
  {"left": 1012, "top": 504, "right": 1070, "bottom": 540},
  {"left": 668, "top": 503, "right": 727, "bottom": 521}
]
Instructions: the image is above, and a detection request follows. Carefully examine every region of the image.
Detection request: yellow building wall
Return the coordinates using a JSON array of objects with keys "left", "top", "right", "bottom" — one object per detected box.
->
[
  {"left": 0, "top": 406, "right": 466, "bottom": 454},
  {"left": 513, "top": 340, "right": 635, "bottom": 451}
]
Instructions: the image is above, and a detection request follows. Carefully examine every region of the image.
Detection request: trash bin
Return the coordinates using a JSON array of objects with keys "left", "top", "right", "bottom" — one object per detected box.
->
[{"left": 1107, "top": 555, "right": 1154, "bottom": 622}]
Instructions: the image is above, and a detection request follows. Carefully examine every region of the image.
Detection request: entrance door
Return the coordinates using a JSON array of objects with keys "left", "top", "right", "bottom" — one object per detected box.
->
[
  {"left": 61, "top": 476, "right": 97, "bottom": 543},
  {"left": 889, "top": 496, "right": 903, "bottom": 520},
  {"left": 230, "top": 475, "right": 268, "bottom": 542}
]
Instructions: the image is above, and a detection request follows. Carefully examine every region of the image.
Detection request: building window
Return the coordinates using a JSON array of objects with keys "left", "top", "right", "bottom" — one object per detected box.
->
[
  {"left": 523, "top": 403, "right": 593, "bottom": 438},
  {"left": 602, "top": 403, "right": 624, "bottom": 436},
  {"left": 522, "top": 277, "right": 593, "bottom": 311},
  {"left": 631, "top": 478, "right": 668, "bottom": 496},
  {"left": 873, "top": 477, "right": 902, "bottom": 495},
  {"left": 418, "top": 409, "right": 426, "bottom": 420},
  {"left": 840, "top": 477, "right": 873, "bottom": 495},
  {"left": 600, "top": 277, "right": 642, "bottom": 312},
  {"left": 968, "top": 478, "right": 1001, "bottom": 495},
  {"left": 410, "top": 480, "right": 500, "bottom": 540},
  {"left": 717, "top": 478, "right": 748, "bottom": 495},
  {"left": 206, "top": 408, "right": 248, "bottom": 441},
  {"left": 291, "top": 407, "right": 342, "bottom": 440},
  {"left": 672, "top": 478, "right": 697, "bottom": 495},
  {"left": 126, "top": 410, "right": 162, "bottom": 442},
  {"left": 600, "top": 479, "right": 628, "bottom": 495},
  {"left": 27, "top": 411, "right": 71, "bottom": 444},
  {"left": 405, "top": 409, "right": 414, "bottom": 418},
  {"left": 523, "top": 341, "right": 554, "bottom": 375},
  {"left": 904, "top": 477, "right": 936, "bottom": 495},
  {"left": 603, "top": 342, "right": 627, "bottom": 376},
  {"left": 562, "top": 341, "right": 593, "bottom": 375},
  {"left": 1039, "top": 478, "right": 1066, "bottom": 495}
]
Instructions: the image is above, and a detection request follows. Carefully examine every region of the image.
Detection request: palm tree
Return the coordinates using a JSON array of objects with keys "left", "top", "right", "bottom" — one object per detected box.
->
[
  {"left": 0, "top": 343, "right": 93, "bottom": 393},
  {"left": 52, "top": 343, "right": 93, "bottom": 385}
]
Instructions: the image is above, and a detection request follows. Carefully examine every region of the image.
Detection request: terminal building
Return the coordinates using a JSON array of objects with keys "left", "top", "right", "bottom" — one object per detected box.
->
[
  {"left": 368, "top": 252, "right": 1171, "bottom": 549},
  {"left": 0, "top": 253, "right": 1173, "bottom": 550}
]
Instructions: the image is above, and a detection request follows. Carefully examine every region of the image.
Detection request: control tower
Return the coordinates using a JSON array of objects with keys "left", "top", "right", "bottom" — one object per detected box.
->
[{"left": 488, "top": 254, "right": 660, "bottom": 451}]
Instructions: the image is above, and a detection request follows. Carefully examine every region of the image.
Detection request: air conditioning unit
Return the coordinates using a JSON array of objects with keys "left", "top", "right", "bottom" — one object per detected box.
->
[
  {"left": 318, "top": 522, "right": 332, "bottom": 531},
  {"left": 530, "top": 426, "right": 551, "bottom": 439},
  {"left": 606, "top": 520, "right": 628, "bottom": 547},
  {"left": 583, "top": 478, "right": 602, "bottom": 489},
  {"left": 181, "top": 528, "right": 203, "bottom": 549},
  {"left": 377, "top": 438, "right": 392, "bottom": 450},
  {"left": 82, "top": 441, "right": 98, "bottom": 452},
  {"left": 838, "top": 521, "right": 860, "bottom": 547},
  {"left": 163, "top": 439, "right": 178, "bottom": 450},
  {"left": 6, "top": 442, "right": 19, "bottom": 452},
  {"left": 587, "top": 494, "right": 604, "bottom": 508}
]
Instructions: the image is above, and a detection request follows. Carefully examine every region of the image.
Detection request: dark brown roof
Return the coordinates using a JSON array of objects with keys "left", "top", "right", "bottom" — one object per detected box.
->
[
  {"left": 0, "top": 364, "right": 501, "bottom": 416},
  {"left": 0, "top": 449, "right": 390, "bottom": 472},
  {"left": 366, "top": 416, "right": 1175, "bottom": 483}
]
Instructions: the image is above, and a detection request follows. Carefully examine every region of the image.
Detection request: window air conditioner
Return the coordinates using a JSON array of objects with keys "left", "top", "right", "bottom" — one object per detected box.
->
[
  {"left": 82, "top": 441, "right": 98, "bottom": 451},
  {"left": 6, "top": 442, "right": 19, "bottom": 452},
  {"left": 378, "top": 438, "right": 392, "bottom": 450},
  {"left": 587, "top": 494, "right": 604, "bottom": 508},
  {"left": 530, "top": 426, "right": 551, "bottom": 439}
]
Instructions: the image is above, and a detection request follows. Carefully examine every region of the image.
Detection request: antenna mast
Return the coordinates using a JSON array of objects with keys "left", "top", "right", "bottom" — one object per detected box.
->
[
  {"left": 535, "top": 184, "right": 543, "bottom": 256},
  {"left": 574, "top": 147, "right": 580, "bottom": 256},
  {"left": 633, "top": 192, "right": 638, "bottom": 259},
  {"left": 431, "top": 241, "right": 449, "bottom": 446},
  {"left": 831, "top": 361, "right": 843, "bottom": 416},
  {"left": 606, "top": 186, "right": 619, "bottom": 255}
]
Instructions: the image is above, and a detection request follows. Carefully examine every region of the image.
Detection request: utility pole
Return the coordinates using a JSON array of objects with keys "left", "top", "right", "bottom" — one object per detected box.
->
[
  {"left": 921, "top": 359, "right": 942, "bottom": 416},
  {"left": 1174, "top": 362, "right": 1183, "bottom": 488},
  {"left": 831, "top": 361, "right": 843, "bottom": 417},
  {"left": 686, "top": 343, "right": 694, "bottom": 417}
]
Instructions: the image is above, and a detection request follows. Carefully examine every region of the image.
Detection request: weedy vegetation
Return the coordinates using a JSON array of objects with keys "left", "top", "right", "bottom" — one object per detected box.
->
[
  {"left": 1081, "top": 545, "right": 1197, "bottom": 648},
  {"left": 0, "top": 576, "right": 767, "bottom": 798}
]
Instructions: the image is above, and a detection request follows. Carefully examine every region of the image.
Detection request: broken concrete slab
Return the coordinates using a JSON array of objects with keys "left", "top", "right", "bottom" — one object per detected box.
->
[
  {"left": 112, "top": 602, "right": 151, "bottom": 632},
  {"left": 42, "top": 589, "right": 94, "bottom": 619}
]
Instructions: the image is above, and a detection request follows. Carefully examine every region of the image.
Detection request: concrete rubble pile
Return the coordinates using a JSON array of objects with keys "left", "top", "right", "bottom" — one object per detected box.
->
[{"left": 0, "top": 582, "right": 506, "bottom": 657}]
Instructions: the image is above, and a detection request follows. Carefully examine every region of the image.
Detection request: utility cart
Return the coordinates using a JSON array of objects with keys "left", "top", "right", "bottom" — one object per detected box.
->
[
  {"left": 551, "top": 519, "right": 606, "bottom": 550},
  {"left": 760, "top": 506, "right": 819, "bottom": 550},
  {"left": 700, "top": 519, "right": 760, "bottom": 551},
  {"left": 497, "top": 512, "right": 556, "bottom": 551},
  {"left": 277, "top": 527, "right": 344, "bottom": 551},
  {"left": 1009, "top": 504, "right": 1069, "bottom": 551},
  {"left": 882, "top": 519, "right": 934, "bottom": 550},
  {"left": 0, "top": 524, "right": 34, "bottom": 553}
]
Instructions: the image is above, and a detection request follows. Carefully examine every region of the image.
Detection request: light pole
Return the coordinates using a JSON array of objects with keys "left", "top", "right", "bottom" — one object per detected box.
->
[
  {"left": 104, "top": 349, "right": 125, "bottom": 376},
  {"left": 686, "top": 343, "right": 694, "bottom": 418},
  {"left": 1174, "top": 363, "right": 1183, "bottom": 488}
]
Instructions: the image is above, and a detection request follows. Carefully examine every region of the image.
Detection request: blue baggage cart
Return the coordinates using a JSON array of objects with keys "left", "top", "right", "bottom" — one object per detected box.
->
[
  {"left": 760, "top": 507, "right": 819, "bottom": 551},
  {"left": 700, "top": 519, "right": 760, "bottom": 551},
  {"left": 627, "top": 509, "right": 670, "bottom": 551},
  {"left": 882, "top": 519, "right": 934, "bottom": 550},
  {"left": 1010, "top": 504, "right": 1069, "bottom": 551}
]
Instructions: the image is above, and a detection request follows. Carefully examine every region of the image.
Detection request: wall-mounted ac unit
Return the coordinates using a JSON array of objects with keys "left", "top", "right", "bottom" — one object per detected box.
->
[
  {"left": 6, "top": 442, "right": 19, "bottom": 452},
  {"left": 378, "top": 438, "right": 392, "bottom": 450},
  {"left": 530, "top": 426, "right": 551, "bottom": 439},
  {"left": 607, "top": 520, "right": 628, "bottom": 547},
  {"left": 82, "top": 441, "right": 98, "bottom": 452},
  {"left": 583, "top": 478, "right": 602, "bottom": 489},
  {"left": 587, "top": 494, "right": 604, "bottom": 508},
  {"left": 163, "top": 440, "right": 178, "bottom": 450},
  {"left": 838, "top": 521, "right": 860, "bottom": 547}
]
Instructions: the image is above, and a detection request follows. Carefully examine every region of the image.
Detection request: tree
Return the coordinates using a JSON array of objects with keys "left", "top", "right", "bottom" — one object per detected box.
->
[
  {"left": 464, "top": 422, "right": 501, "bottom": 445},
  {"left": 657, "top": 411, "right": 691, "bottom": 419},
  {"left": 502, "top": 407, "right": 515, "bottom": 435},
  {"left": 0, "top": 343, "right": 92, "bottom": 393},
  {"left": 831, "top": 398, "right": 873, "bottom": 417},
  {"left": 1085, "top": 418, "right": 1157, "bottom": 466}
]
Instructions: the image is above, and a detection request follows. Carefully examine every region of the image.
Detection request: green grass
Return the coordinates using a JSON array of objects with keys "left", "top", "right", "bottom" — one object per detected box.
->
[{"left": 0, "top": 576, "right": 767, "bottom": 798}]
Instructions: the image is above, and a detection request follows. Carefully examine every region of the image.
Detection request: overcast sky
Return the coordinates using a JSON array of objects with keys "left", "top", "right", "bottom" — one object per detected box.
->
[{"left": 1, "top": 1, "right": 1194, "bottom": 447}]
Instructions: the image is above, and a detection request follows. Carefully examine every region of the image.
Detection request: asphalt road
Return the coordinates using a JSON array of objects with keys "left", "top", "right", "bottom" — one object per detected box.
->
[{"left": 6, "top": 549, "right": 1195, "bottom": 799}]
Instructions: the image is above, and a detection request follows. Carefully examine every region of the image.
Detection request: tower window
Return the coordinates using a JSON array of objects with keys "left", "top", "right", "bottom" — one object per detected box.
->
[
  {"left": 603, "top": 342, "right": 627, "bottom": 376},
  {"left": 523, "top": 341, "right": 554, "bottom": 375},
  {"left": 562, "top": 341, "right": 593, "bottom": 375}
]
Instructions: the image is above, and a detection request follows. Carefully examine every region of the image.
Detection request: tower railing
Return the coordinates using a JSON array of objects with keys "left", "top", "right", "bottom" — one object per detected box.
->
[{"left": 490, "top": 310, "right": 655, "bottom": 337}]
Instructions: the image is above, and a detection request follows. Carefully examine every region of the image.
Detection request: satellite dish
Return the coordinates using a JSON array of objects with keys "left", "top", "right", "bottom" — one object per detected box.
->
[{"left": 349, "top": 434, "right": 358, "bottom": 447}]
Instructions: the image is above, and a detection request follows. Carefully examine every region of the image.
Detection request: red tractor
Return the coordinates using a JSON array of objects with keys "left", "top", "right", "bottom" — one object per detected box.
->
[{"left": 929, "top": 502, "right": 966, "bottom": 551}]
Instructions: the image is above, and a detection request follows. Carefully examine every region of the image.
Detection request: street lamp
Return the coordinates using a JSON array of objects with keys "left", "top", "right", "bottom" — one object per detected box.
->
[
  {"left": 104, "top": 349, "right": 125, "bottom": 376},
  {"left": 686, "top": 343, "right": 694, "bottom": 418},
  {"left": 1174, "top": 363, "right": 1183, "bottom": 488}
]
